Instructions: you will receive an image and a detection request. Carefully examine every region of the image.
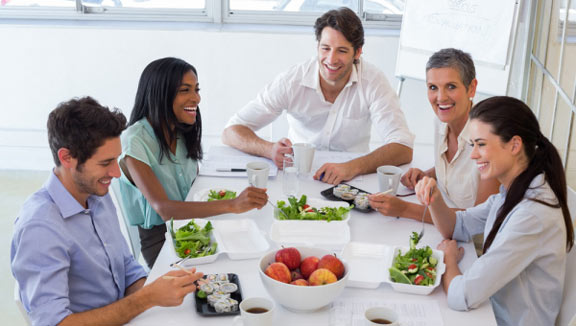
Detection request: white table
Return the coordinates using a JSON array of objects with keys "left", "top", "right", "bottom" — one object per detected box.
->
[{"left": 128, "top": 148, "right": 497, "bottom": 326}]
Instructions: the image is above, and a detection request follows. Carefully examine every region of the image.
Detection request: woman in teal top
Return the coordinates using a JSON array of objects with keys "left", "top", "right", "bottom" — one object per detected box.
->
[{"left": 118, "top": 57, "right": 268, "bottom": 268}]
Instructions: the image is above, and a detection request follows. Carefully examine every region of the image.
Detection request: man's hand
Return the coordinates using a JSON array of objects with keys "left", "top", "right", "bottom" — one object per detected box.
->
[
  {"left": 367, "top": 194, "right": 408, "bottom": 217},
  {"left": 401, "top": 168, "right": 426, "bottom": 190},
  {"left": 229, "top": 187, "right": 268, "bottom": 213},
  {"left": 313, "top": 162, "right": 358, "bottom": 185},
  {"left": 269, "top": 138, "right": 293, "bottom": 169},
  {"left": 146, "top": 269, "right": 203, "bottom": 307}
]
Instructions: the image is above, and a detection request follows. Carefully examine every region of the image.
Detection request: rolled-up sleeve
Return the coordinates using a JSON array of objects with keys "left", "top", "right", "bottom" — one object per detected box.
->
[
  {"left": 447, "top": 203, "right": 544, "bottom": 311},
  {"left": 225, "top": 70, "right": 291, "bottom": 131},
  {"left": 12, "top": 221, "right": 73, "bottom": 326},
  {"left": 452, "top": 195, "right": 495, "bottom": 242}
]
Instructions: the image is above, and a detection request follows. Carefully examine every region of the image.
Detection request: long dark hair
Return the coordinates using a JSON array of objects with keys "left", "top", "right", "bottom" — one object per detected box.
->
[
  {"left": 129, "top": 57, "right": 203, "bottom": 163},
  {"left": 470, "top": 96, "right": 573, "bottom": 253}
]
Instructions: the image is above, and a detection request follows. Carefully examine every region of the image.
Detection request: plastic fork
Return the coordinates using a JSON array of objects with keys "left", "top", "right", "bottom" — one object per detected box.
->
[{"left": 249, "top": 181, "right": 289, "bottom": 219}]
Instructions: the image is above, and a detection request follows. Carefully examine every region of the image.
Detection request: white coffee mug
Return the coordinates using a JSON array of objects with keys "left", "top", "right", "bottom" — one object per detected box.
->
[
  {"left": 246, "top": 162, "right": 270, "bottom": 188},
  {"left": 292, "top": 143, "right": 316, "bottom": 174},
  {"left": 377, "top": 166, "right": 403, "bottom": 195},
  {"left": 364, "top": 306, "right": 399, "bottom": 325},
  {"left": 232, "top": 297, "right": 275, "bottom": 326}
]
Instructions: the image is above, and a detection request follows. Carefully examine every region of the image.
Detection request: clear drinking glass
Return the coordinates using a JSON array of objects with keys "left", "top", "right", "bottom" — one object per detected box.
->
[{"left": 282, "top": 154, "right": 299, "bottom": 197}]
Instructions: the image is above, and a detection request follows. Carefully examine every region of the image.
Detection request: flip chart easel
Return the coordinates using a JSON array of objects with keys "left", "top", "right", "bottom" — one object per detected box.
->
[{"left": 395, "top": 0, "right": 521, "bottom": 96}]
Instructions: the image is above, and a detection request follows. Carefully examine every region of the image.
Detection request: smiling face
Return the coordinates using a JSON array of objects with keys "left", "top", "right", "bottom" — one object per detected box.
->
[
  {"left": 71, "top": 137, "right": 122, "bottom": 199},
  {"left": 469, "top": 119, "right": 526, "bottom": 188},
  {"left": 317, "top": 27, "right": 362, "bottom": 88},
  {"left": 426, "top": 67, "right": 477, "bottom": 128},
  {"left": 172, "top": 70, "right": 200, "bottom": 126}
]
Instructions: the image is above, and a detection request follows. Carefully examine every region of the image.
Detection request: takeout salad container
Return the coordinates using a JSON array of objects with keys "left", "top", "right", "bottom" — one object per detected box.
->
[
  {"left": 341, "top": 242, "right": 445, "bottom": 295},
  {"left": 274, "top": 196, "right": 352, "bottom": 222},
  {"left": 167, "top": 218, "right": 269, "bottom": 267},
  {"left": 258, "top": 246, "right": 349, "bottom": 312}
]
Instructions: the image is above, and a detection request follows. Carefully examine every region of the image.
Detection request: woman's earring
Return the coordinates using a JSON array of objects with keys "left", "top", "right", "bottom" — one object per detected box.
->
[{"left": 469, "top": 97, "right": 474, "bottom": 102}]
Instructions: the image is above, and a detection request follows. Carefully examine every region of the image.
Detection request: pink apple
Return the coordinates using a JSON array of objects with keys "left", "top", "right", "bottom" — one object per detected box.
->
[
  {"left": 318, "top": 254, "right": 345, "bottom": 279},
  {"left": 308, "top": 268, "right": 337, "bottom": 286},
  {"left": 275, "top": 247, "right": 301, "bottom": 270},
  {"left": 300, "top": 256, "right": 319, "bottom": 279},
  {"left": 265, "top": 262, "right": 291, "bottom": 283}
]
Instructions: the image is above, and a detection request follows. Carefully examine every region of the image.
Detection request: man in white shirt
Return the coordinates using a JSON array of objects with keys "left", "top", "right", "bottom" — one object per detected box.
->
[{"left": 222, "top": 7, "right": 414, "bottom": 185}]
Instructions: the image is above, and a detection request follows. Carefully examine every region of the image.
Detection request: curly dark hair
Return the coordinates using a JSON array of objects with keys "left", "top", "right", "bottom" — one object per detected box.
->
[
  {"left": 129, "top": 57, "right": 203, "bottom": 163},
  {"left": 47, "top": 96, "right": 127, "bottom": 167},
  {"left": 314, "top": 7, "right": 364, "bottom": 52}
]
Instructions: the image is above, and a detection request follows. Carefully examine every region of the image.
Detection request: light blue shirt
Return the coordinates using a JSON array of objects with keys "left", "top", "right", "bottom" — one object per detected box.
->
[
  {"left": 11, "top": 171, "right": 147, "bottom": 326},
  {"left": 449, "top": 174, "right": 567, "bottom": 326},
  {"left": 118, "top": 118, "right": 198, "bottom": 229}
]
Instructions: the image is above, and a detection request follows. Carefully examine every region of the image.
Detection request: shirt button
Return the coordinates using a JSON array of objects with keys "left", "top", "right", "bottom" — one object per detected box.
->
[{"left": 84, "top": 210, "right": 89, "bottom": 214}]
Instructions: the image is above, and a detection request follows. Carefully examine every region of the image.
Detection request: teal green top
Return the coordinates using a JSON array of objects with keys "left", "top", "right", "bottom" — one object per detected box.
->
[{"left": 117, "top": 119, "right": 198, "bottom": 229}]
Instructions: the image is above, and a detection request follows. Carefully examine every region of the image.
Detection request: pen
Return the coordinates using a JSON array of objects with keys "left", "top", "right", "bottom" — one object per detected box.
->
[{"left": 216, "top": 168, "right": 246, "bottom": 172}]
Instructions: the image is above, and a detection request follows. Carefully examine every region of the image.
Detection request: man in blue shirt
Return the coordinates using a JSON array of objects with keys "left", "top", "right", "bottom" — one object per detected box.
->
[{"left": 11, "top": 97, "right": 203, "bottom": 326}]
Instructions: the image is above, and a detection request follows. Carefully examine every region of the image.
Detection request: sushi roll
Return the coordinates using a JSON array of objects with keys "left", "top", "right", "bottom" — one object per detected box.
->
[
  {"left": 199, "top": 283, "right": 215, "bottom": 294},
  {"left": 213, "top": 300, "right": 232, "bottom": 313},
  {"left": 217, "top": 273, "right": 229, "bottom": 282},
  {"left": 354, "top": 192, "right": 370, "bottom": 210},
  {"left": 333, "top": 184, "right": 350, "bottom": 198}
]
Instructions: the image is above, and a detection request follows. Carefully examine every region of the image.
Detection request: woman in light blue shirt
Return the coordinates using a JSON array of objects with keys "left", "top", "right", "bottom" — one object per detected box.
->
[
  {"left": 416, "top": 96, "right": 574, "bottom": 325},
  {"left": 118, "top": 58, "right": 268, "bottom": 268}
]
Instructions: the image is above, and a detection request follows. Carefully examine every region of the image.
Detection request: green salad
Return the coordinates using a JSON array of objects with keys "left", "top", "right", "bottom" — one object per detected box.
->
[
  {"left": 170, "top": 219, "right": 218, "bottom": 258},
  {"left": 207, "top": 189, "right": 236, "bottom": 201},
  {"left": 389, "top": 232, "right": 438, "bottom": 286},
  {"left": 276, "top": 195, "right": 352, "bottom": 221}
]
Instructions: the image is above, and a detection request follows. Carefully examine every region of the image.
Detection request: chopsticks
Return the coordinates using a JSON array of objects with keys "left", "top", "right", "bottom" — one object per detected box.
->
[
  {"left": 371, "top": 189, "right": 394, "bottom": 196},
  {"left": 162, "top": 261, "right": 195, "bottom": 280}
]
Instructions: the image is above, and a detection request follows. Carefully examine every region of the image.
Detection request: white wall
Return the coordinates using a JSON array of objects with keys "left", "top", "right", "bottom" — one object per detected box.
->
[{"left": 0, "top": 22, "right": 444, "bottom": 170}]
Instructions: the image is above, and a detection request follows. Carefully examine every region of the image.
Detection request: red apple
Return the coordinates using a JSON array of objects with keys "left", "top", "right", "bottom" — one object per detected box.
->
[
  {"left": 291, "top": 270, "right": 304, "bottom": 281},
  {"left": 275, "top": 247, "right": 301, "bottom": 270},
  {"left": 290, "top": 279, "right": 309, "bottom": 286},
  {"left": 308, "top": 268, "right": 337, "bottom": 286},
  {"left": 300, "top": 256, "right": 319, "bottom": 279},
  {"left": 265, "top": 262, "right": 291, "bottom": 283},
  {"left": 318, "top": 254, "right": 345, "bottom": 279}
]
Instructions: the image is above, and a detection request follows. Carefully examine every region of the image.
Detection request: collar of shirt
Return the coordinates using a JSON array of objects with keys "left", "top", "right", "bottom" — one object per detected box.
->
[
  {"left": 438, "top": 118, "right": 472, "bottom": 162},
  {"left": 45, "top": 170, "right": 102, "bottom": 219},
  {"left": 300, "top": 57, "right": 361, "bottom": 95}
]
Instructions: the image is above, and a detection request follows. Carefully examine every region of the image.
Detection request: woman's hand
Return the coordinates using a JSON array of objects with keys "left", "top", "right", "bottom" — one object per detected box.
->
[
  {"left": 401, "top": 168, "right": 426, "bottom": 189},
  {"left": 229, "top": 187, "right": 268, "bottom": 213},
  {"left": 415, "top": 176, "right": 439, "bottom": 206},
  {"left": 367, "top": 194, "right": 408, "bottom": 217},
  {"left": 437, "top": 239, "right": 465, "bottom": 264}
]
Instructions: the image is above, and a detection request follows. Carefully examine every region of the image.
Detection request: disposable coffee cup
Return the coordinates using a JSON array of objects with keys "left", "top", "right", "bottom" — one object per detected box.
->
[
  {"left": 292, "top": 143, "right": 316, "bottom": 174},
  {"left": 246, "top": 162, "right": 270, "bottom": 188},
  {"left": 364, "top": 306, "right": 399, "bottom": 325},
  {"left": 232, "top": 297, "right": 275, "bottom": 326},
  {"left": 377, "top": 166, "right": 403, "bottom": 195}
]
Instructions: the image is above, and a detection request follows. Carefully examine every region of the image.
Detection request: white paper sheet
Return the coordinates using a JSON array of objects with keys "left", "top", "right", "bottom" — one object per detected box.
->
[
  {"left": 330, "top": 297, "right": 444, "bottom": 326},
  {"left": 199, "top": 145, "right": 278, "bottom": 177}
]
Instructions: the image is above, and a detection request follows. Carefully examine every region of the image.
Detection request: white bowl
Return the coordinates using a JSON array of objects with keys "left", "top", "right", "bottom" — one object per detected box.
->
[
  {"left": 384, "top": 245, "right": 446, "bottom": 295},
  {"left": 258, "top": 246, "right": 349, "bottom": 312}
]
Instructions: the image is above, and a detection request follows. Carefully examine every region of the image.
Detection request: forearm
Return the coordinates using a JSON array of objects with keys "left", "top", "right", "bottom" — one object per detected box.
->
[
  {"left": 347, "top": 143, "right": 413, "bottom": 176},
  {"left": 59, "top": 286, "right": 154, "bottom": 326},
  {"left": 153, "top": 199, "right": 238, "bottom": 221},
  {"left": 428, "top": 199, "right": 457, "bottom": 239},
  {"left": 222, "top": 125, "right": 274, "bottom": 159},
  {"left": 425, "top": 167, "right": 437, "bottom": 179},
  {"left": 125, "top": 277, "right": 146, "bottom": 296},
  {"left": 441, "top": 256, "right": 462, "bottom": 293}
]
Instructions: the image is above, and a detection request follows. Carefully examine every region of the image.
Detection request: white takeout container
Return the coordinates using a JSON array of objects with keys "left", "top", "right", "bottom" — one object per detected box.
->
[
  {"left": 268, "top": 220, "right": 350, "bottom": 251},
  {"left": 168, "top": 218, "right": 269, "bottom": 266},
  {"left": 273, "top": 196, "right": 352, "bottom": 222},
  {"left": 342, "top": 242, "right": 446, "bottom": 295},
  {"left": 192, "top": 188, "right": 238, "bottom": 202}
]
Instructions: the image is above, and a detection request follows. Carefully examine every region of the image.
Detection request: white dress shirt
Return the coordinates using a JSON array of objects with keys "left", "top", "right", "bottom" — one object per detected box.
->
[
  {"left": 434, "top": 119, "right": 479, "bottom": 208},
  {"left": 225, "top": 57, "right": 414, "bottom": 152},
  {"left": 449, "top": 174, "right": 567, "bottom": 326}
]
